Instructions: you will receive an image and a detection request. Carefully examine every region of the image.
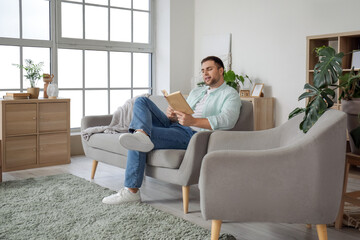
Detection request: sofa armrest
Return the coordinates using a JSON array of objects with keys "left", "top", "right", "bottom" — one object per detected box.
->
[
  {"left": 81, "top": 115, "right": 113, "bottom": 131},
  {"left": 177, "top": 131, "right": 213, "bottom": 186}
]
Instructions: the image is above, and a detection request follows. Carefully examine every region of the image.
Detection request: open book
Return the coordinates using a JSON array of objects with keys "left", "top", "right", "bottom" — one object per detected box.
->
[{"left": 161, "top": 90, "right": 194, "bottom": 115}]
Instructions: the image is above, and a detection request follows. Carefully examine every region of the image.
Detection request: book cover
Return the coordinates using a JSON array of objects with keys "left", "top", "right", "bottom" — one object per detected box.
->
[
  {"left": 161, "top": 90, "right": 194, "bottom": 115},
  {"left": 6, "top": 92, "right": 31, "bottom": 98}
]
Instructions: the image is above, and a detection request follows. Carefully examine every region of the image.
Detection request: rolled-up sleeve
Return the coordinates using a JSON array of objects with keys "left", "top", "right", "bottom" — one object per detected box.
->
[{"left": 207, "top": 93, "right": 241, "bottom": 130}]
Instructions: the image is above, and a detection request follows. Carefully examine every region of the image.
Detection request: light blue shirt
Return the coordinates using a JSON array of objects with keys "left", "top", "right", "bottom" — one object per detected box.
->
[{"left": 186, "top": 82, "right": 241, "bottom": 131}]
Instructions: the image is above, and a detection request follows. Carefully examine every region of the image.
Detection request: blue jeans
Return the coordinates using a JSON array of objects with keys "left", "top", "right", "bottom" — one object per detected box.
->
[{"left": 124, "top": 97, "right": 196, "bottom": 188}]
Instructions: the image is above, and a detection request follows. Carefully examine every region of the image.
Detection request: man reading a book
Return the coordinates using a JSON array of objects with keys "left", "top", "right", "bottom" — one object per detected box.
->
[{"left": 102, "top": 56, "right": 241, "bottom": 204}]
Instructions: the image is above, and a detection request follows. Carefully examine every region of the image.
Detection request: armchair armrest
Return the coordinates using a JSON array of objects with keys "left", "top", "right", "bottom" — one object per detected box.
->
[
  {"left": 208, "top": 128, "right": 281, "bottom": 152},
  {"left": 81, "top": 115, "right": 113, "bottom": 131},
  {"left": 177, "top": 131, "right": 213, "bottom": 186},
  {"left": 199, "top": 146, "right": 344, "bottom": 223}
]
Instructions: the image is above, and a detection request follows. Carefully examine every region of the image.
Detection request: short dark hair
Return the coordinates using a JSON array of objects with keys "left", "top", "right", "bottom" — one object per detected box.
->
[{"left": 201, "top": 56, "right": 225, "bottom": 70}]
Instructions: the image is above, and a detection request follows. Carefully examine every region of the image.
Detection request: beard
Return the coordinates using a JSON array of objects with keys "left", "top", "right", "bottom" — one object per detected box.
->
[{"left": 204, "top": 76, "right": 220, "bottom": 87}]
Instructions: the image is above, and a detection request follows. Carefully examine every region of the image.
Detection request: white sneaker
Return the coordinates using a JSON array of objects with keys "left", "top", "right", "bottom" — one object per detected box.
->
[
  {"left": 102, "top": 188, "right": 141, "bottom": 204},
  {"left": 119, "top": 131, "right": 154, "bottom": 152}
]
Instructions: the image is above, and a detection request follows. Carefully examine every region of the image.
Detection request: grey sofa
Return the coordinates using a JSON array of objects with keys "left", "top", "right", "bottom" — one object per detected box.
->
[
  {"left": 81, "top": 95, "right": 253, "bottom": 213},
  {"left": 199, "top": 109, "right": 347, "bottom": 240}
]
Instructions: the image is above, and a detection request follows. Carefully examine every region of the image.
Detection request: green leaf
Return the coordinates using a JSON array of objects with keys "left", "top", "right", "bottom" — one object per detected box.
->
[
  {"left": 313, "top": 47, "right": 344, "bottom": 88},
  {"left": 300, "top": 96, "right": 327, "bottom": 133},
  {"left": 303, "top": 83, "right": 319, "bottom": 92},
  {"left": 289, "top": 107, "right": 305, "bottom": 119},
  {"left": 298, "top": 91, "right": 317, "bottom": 101}
]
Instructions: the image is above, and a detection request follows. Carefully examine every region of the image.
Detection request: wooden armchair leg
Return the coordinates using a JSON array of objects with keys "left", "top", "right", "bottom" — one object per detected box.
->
[
  {"left": 316, "top": 224, "right": 327, "bottom": 240},
  {"left": 306, "top": 224, "right": 311, "bottom": 229},
  {"left": 182, "top": 186, "right": 190, "bottom": 214},
  {"left": 211, "top": 220, "right": 222, "bottom": 240},
  {"left": 91, "top": 160, "right": 98, "bottom": 179}
]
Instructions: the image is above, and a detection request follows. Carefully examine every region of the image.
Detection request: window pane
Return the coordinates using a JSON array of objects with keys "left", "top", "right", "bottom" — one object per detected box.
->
[
  {"left": 133, "top": 53, "right": 150, "bottom": 88},
  {"left": 85, "top": 6, "right": 108, "bottom": 41},
  {"left": 85, "top": 90, "right": 108, "bottom": 115},
  {"left": 85, "top": 50, "right": 107, "bottom": 88},
  {"left": 60, "top": 90, "right": 83, "bottom": 128},
  {"left": 62, "top": 2, "right": 83, "bottom": 39},
  {"left": 58, "top": 49, "right": 83, "bottom": 88},
  {"left": 0, "top": 0, "right": 19, "bottom": 38},
  {"left": 0, "top": 46, "right": 20, "bottom": 89},
  {"left": 110, "top": 0, "right": 131, "bottom": 8},
  {"left": 133, "top": 89, "right": 150, "bottom": 97},
  {"left": 133, "top": 11, "right": 149, "bottom": 43},
  {"left": 110, "top": 90, "right": 131, "bottom": 113},
  {"left": 110, "top": 9, "right": 131, "bottom": 42},
  {"left": 110, "top": 52, "right": 131, "bottom": 88},
  {"left": 133, "top": 0, "right": 149, "bottom": 11},
  {"left": 85, "top": 0, "right": 108, "bottom": 5},
  {"left": 22, "top": 0, "right": 50, "bottom": 40},
  {"left": 23, "top": 47, "right": 50, "bottom": 89}
]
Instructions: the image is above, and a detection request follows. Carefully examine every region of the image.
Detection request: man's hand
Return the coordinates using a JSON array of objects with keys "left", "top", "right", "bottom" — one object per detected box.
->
[
  {"left": 174, "top": 111, "right": 212, "bottom": 130},
  {"left": 174, "top": 111, "right": 195, "bottom": 126},
  {"left": 166, "top": 106, "right": 178, "bottom": 122}
]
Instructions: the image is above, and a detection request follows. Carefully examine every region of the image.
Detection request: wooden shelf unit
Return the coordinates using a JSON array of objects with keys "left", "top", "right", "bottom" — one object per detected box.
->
[
  {"left": 307, "top": 31, "right": 360, "bottom": 109},
  {"left": 241, "top": 97, "right": 275, "bottom": 130},
  {"left": 0, "top": 98, "right": 71, "bottom": 171}
]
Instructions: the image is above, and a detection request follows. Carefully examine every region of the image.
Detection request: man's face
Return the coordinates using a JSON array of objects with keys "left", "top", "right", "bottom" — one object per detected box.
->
[{"left": 201, "top": 60, "right": 223, "bottom": 88}]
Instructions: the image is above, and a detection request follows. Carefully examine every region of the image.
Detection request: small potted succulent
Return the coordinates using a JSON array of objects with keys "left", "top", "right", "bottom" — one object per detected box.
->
[{"left": 13, "top": 59, "right": 44, "bottom": 99}]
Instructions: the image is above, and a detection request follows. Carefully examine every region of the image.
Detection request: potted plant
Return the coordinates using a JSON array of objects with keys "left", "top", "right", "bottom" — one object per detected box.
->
[
  {"left": 13, "top": 59, "right": 44, "bottom": 99},
  {"left": 197, "top": 69, "right": 252, "bottom": 92},
  {"left": 289, "top": 46, "right": 360, "bottom": 154},
  {"left": 338, "top": 68, "right": 360, "bottom": 154}
]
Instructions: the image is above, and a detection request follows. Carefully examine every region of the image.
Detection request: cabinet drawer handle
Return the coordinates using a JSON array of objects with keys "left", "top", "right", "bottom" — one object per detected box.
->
[{"left": 33, "top": 117, "right": 36, "bottom": 120}]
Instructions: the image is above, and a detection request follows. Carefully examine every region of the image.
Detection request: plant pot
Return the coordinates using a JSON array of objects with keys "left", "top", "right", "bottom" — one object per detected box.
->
[
  {"left": 341, "top": 99, "right": 360, "bottom": 154},
  {"left": 27, "top": 87, "right": 40, "bottom": 99}
]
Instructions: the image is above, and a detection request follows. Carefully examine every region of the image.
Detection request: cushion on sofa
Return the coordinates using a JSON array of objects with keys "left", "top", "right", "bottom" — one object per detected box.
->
[
  {"left": 87, "top": 133, "right": 128, "bottom": 156},
  {"left": 147, "top": 149, "right": 186, "bottom": 169}
]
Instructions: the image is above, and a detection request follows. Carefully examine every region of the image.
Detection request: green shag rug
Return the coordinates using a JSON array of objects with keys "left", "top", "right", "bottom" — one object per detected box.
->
[{"left": 0, "top": 174, "right": 235, "bottom": 240}]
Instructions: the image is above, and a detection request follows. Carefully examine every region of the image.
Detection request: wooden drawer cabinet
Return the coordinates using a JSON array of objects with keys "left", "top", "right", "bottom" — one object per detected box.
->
[
  {"left": 5, "top": 136, "right": 37, "bottom": 169},
  {"left": 241, "top": 97, "right": 275, "bottom": 130},
  {"left": 39, "top": 133, "right": 68, "bottom": 165},
  {"left": 0, "top": 98, "right": 70, "bottom": 171},
  {"left": 5, "top": 103, "right": 37, "bottom": 135}
]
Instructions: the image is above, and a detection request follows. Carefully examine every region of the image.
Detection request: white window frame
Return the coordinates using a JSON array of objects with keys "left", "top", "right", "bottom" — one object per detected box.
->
[{"left": 0, "top": 0, "right": 155, "bottom": 130}]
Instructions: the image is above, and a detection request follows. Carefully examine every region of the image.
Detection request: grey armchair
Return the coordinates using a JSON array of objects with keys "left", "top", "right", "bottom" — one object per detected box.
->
[
  {"left": 199, "top": 109, "right": 347, "bottom": 240},
  {"left": 81, "top": 95, "right": 254, "bottom": 213}
]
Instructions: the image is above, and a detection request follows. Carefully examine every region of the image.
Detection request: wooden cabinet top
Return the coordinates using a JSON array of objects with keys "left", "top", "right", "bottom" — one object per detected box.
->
[{"left": 0, "top": 98, "right": 70, "bottom": 103}]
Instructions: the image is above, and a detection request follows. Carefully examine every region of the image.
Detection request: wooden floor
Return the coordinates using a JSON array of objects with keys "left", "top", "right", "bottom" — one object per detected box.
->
[{"left": 2, "top": 155, "right": 360, "bottom": 240}]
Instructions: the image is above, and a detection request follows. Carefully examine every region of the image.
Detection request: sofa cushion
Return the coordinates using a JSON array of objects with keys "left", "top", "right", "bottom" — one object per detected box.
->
[
  {"left": 87, "top": 133, "right": 128, "bottom": 156},
  {"left": 147, "top": 149, "right": 185, "bottom": 169}
]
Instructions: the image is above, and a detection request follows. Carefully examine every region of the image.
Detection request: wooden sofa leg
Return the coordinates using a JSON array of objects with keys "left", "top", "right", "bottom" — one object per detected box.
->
[
  {"left": 182, "top": 186, "right": 190, "bottom": 214},
  {"left": 316, "top": 224, "right": 327, "bottom": 240},
  {"left": 306, "top": 224, "right": 311, "bottom": 229},
  {"left": 211, "top": 220, "right": 222, "bottom": 240},
  {"left": 91, "top": 160, "right": 98, "bottom": 179}
]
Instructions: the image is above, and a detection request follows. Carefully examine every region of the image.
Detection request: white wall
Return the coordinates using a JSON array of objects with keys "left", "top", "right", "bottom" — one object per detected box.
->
[
  {"left": 193, "top": 0, "right": 360, "bottom": 125},
  {"left": 154, "top": 0, "right": 194, "bottom": 95}
]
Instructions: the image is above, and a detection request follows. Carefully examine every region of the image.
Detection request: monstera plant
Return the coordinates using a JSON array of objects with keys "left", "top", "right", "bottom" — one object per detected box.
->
[{"left": 289, "top": 46, "right": 344, "bottom": 133}]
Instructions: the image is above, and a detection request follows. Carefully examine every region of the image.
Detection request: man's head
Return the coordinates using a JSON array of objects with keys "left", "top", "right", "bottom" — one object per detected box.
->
[{"left": 201, "top": 56, "right": 225, "bottom": 89}]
